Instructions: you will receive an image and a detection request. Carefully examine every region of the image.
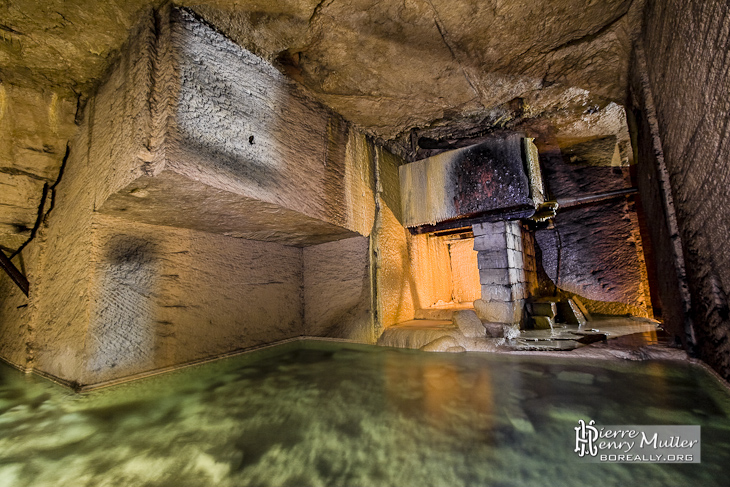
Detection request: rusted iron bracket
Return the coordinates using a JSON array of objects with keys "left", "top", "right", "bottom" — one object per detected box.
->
[{"left": 0, "top": 250, "right": 29, "bottom": 297}]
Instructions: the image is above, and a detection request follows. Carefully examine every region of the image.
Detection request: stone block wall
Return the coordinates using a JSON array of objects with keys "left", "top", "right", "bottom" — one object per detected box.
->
[
  {"left": 303, "top": 236, "right": 372, "bottom": 342},
  {"left": 472, "top": 221, "right": 534, "bottom": 324}
]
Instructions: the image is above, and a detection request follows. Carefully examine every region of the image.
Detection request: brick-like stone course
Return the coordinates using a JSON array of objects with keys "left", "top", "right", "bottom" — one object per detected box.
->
[{"left": 472, "top": 220, "right": 535, "bottom": 324}]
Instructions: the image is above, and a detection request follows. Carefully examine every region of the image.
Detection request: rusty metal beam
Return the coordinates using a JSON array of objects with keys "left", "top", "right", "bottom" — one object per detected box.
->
[
  {"left": 409, "top": 206, "right": 535, "bottom": 235},
  {"left": 530, "top": 188, "right": 638, "bottom": 223},
  {"left": 556, "top": 187, "right": 638, "bottom": 209},
  {"left": 0, "top": 250, "right": 29, "bottom": 297}
]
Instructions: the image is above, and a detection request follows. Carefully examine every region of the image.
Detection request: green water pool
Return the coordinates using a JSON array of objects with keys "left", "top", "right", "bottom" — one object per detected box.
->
[{"left": 1, "top": 341, "right": 729, "bottom": 486}]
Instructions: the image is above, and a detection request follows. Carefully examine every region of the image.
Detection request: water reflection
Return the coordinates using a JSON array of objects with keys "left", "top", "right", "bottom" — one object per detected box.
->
[
  {"left": 0, "top": 341, "right": 729, "bottom": 486},
  {"left": 384, "top": 355, "right": 495, "bottom": 432}
]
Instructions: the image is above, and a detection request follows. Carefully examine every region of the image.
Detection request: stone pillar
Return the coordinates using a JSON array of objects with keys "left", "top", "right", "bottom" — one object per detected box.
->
[{"left": 472, "top": 221, "right": 532, "bottom": 324}]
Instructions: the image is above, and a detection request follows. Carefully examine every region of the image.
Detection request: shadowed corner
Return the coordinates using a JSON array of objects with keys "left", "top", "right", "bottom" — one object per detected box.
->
[{"left": 86, "top": 235, "right": 160, "bottom": 380}]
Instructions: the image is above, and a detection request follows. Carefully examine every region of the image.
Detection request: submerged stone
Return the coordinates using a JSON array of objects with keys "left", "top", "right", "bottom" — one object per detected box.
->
[{"left": 556, "top": 371, "right": 595, "bottom": 385}]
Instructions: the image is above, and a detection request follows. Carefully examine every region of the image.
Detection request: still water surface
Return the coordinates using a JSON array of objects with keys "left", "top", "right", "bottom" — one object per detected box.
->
[{"left": 1, "top": 341, "right": 729, "bottom": 486}]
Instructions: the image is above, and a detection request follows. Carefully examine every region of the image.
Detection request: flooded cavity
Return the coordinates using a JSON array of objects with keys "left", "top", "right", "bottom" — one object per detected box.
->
[{"left": 1, "top": 341, "right": 729, "bottom": 486}]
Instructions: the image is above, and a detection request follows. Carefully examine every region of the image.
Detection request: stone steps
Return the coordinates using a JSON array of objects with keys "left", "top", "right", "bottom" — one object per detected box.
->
[{"left": 528, "top": 297, "right": 589, "bottom": 329}]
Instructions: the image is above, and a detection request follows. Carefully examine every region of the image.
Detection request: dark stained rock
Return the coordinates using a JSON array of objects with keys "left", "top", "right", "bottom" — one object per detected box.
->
[
  {"left": 539, "top": 144, "right": 632, "bottom": 200},
  {"left": 399, "top": 134, "right": 537, "bottom": 228},
  {"left": 635, "top": 0, "right": 730, "bottom": 380},
  {"left": 535, "top": 200, "right": 651, "bottom": 316}
]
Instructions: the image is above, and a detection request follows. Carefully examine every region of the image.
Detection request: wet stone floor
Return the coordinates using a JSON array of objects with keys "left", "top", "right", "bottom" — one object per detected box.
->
[{"left": 1, "top": 341, "right": 729, "bottom": 486}]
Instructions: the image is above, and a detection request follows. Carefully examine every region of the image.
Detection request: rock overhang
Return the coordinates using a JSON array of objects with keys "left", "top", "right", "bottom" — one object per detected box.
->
[
  {"left": 1, "top": 0, "right": 642, "bottom": 140},
  {"left": 1, "top": 0, "right": 642, "bottom": 252},
  {"left": 93, "top": 6, "right": 373, "bottom": 246}
]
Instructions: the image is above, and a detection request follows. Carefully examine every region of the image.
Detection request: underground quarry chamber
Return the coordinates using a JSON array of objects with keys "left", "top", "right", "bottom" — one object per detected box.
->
[
  {"left": 1, "top": 5, "right": 658, "bottom": 388},
  {"left": 3, "top": 1, "right": 730, "bottom": 485}
]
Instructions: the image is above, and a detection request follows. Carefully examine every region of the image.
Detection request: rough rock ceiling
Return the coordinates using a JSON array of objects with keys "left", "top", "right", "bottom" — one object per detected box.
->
[
  {"left": 0, "top": 0, "right": 642, "bottom": 252},
  {"left": 1, "top": 0, "right": 642, "bottom": 139}
]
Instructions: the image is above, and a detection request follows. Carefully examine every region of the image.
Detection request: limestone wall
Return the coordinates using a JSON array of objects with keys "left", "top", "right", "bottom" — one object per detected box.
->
[
  {"left": 535, "top": 201, "right": 652, "bottom": 317},
  {"left": 84, "top": 215, "right": 305, "bottom": 385},
  {"left": 25, "top": 15, "right": 162, "bottom": 384},
  {"left": 0, "top": 247, "right": 38, "bottom": 370},
  {"left": 303, "top": 236, "right": 372, "bottom": 342},
  {"left": 447, "top": 238, "right": 481, "bottom": 304},
  {"left": 0, "top": 5, "right": 384, "bottom": 387},
  {"left": 635, "top": 0, "right": 730, "bottom": 377},
  {"left": 408, "top": 234, "right": 454, "bottom": 309},
  {"left": 372, "top": 147, "right": 415, "bottom": 333},
  {"left": 0, "top": 83, "right": 77, "bottom": 252},
  {"left": 628, "top": 48, "right": 691, "bottom": 346}
]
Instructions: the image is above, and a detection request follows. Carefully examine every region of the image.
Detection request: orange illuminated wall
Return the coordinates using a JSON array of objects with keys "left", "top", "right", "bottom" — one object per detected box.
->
[{"left": 447, "top": 238, "right": 481, "bottom": 303}]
